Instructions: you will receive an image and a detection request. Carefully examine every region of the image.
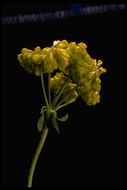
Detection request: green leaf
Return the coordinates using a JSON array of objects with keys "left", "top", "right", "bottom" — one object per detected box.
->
[
  {"left": 40, "top": 106, "right": 46, "bottom": 114},
  {"left": 57, "top": 113, "right": 68, "bottom": 122},
  {"left": 51, "top": 111, "right": 60, "bottom": 133},
  {"left": 37, "top": 113, "right": 45, "bottom": 132}
]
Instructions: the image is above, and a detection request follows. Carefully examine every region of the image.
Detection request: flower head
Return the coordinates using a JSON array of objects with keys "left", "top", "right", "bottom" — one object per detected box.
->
[{"left": 17, "top": 40, "right": 106, "bottom": 105}]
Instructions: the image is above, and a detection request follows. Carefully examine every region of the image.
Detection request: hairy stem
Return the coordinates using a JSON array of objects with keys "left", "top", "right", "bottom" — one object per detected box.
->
[{"left": 27, "top": 127, "right": 49, "bottom": 187}]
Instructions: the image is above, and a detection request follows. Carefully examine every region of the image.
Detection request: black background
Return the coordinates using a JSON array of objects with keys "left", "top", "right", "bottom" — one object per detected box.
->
[{"left": 1, "top": 3, "right": 126, "bottom": 187}]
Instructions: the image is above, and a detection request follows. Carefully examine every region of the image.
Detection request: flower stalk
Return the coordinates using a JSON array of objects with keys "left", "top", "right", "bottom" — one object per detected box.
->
[
  {"left": 41, "top": 73, "right": 49, "bottom": 107},
  {"left": 27, "top": 127, "right": 49, "bottom": 187}
]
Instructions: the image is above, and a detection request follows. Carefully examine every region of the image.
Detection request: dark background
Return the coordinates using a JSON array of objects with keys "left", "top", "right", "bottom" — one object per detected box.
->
[{"left": 1, "top": 3, "right": 126, "bottom": 187}]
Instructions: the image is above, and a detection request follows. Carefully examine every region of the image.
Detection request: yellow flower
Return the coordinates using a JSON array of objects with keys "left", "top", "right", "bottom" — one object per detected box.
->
[
  {"left": 50, "top": 72, "right": 78, "bottom": 103},
  {"left": 53, "top": 48, "right": 69, "bottom": 73},
  {"left": 18, "top": 40, "right": 106, "bottom": 105},
  {"left": 50, "top": 72, "right": 66, "bottom": 95},
  {"left": 42, "top": 48, "right": 58, "bottom": 73}
]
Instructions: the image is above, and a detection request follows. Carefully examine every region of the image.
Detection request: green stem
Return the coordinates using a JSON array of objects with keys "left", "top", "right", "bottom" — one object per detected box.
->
[
  {"left": 27, "top": 127, "right": 49, "bottom": 187},
  {"left": 41, "top": 73, "right": 49, "bottom": 107},
  {"left": 51, "top": 76, "right": 69, "bottom": 108},
  {"left": 55, "top": 88, "right": 76, "bottom": 108},
  {"left": 55, "top": 98, "right": 76, "bottom": 111},
  {"left": 48, "top": 73, "right": 51, "bottom": 105}
]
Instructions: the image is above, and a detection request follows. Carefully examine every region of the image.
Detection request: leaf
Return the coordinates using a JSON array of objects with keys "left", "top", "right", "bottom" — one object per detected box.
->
[
  {"left": 57, "top": 113, "right": 68, "bottom": 122},
  {"left": 51, "top": 111, "right": 60, "bottom": 133},
  {"left": 40, "top": 106, "right": 46, "bottom": 114},
  {"left": 37, "top": 113, "right": 45, "bottom": 132}
]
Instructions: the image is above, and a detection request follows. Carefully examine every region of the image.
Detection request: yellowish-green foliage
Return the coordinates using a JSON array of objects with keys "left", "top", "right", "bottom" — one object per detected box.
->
[{"left": 18, "top": 40, "right": 106, "bottom": 106}]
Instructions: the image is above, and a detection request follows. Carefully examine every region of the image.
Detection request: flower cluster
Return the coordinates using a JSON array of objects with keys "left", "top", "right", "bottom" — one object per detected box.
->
[
  {"left": 18, "top": 40, "right": 106, "bottom": 105},
  {"left": 50, "top": 72, "right": 78, "bottom": 103}
]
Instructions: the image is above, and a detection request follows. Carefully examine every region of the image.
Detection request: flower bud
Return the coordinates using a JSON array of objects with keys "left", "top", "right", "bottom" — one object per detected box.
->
[
  {"left": 62, "top": 82, "right": 78, "bottom": 103},
  {"left": 50, "top": 72, "right": 66, "bottom": 95},
  {"left": 53, "top": 48, "right": 69, "bottom": 73},
  {"left": 53, "top": 40, "right": 69, "bottom": 49},
  {"left": 32, "top": 54, "right": 42, "bottom": 64},
  {"left": 42, "top": 49, "right": 58, "bottom": 73},
  {"left": 34, "top": 46, "right": 41, "bottom": 53}
]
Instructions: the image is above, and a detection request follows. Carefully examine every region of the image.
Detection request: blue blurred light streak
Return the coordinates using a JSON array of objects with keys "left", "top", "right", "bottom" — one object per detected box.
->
[{"left": 2, "top": 4, "right": 126, "bottom": 25}]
